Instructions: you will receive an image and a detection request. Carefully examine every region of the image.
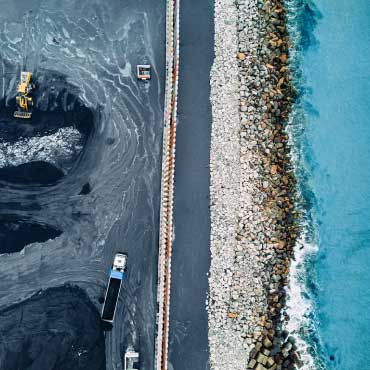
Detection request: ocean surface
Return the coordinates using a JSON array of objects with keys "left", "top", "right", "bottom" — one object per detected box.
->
[{"left": 286, "top": 0, "right": 370, "bottom": 369}]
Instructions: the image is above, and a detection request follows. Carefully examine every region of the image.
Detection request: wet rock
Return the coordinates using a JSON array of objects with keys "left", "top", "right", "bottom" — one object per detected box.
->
[
  {"left": 248, "top": 358, "right": 257, "bottom": 368},
  {"left": 255, "top": 364, "right": 267, "bottom": 370},
  {"left": 263, "top": 336, "right": 273, "bottom": 348},
  {"left": 256, "top": 352, "right": 268, "bottom": 365}
]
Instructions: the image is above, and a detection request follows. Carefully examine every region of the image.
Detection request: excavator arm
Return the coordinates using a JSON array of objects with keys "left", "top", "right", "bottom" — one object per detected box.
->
[{"left": 14, "top": 71, "right": 34, "bottom": 119}]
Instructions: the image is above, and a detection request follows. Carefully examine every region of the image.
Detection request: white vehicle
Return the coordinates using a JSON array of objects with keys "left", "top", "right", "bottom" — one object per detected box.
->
[
  {"left": 136, "top": 64, "right": 151, "bottom": 81},
  {"left": 124, "top": 347, "right": 139, "bottom": 370}
]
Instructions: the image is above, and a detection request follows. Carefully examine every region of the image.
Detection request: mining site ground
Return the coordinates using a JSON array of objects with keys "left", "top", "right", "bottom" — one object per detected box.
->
[{"left": 0, "top": 1, "right": 165, "bottom": 369}]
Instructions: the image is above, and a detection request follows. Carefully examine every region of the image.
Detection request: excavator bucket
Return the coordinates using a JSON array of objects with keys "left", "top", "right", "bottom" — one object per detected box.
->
[{"left": 14, "top": 111, "right": 32, "bottom": 119}]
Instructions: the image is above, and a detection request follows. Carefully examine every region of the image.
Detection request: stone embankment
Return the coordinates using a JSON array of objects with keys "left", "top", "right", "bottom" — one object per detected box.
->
[{"left": 209, "top": 0, "right": 302, "bottom": 370}]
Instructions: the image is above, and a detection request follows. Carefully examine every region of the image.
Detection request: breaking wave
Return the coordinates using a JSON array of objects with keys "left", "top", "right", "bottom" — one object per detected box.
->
[{"left": 284, "top": 0, "right": 325, "bottom": 369}]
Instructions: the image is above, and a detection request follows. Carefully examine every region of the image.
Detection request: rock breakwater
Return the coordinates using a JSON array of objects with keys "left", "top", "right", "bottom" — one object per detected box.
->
[{"left": 209, "top": 0, "right": 302, "bottom": 369}]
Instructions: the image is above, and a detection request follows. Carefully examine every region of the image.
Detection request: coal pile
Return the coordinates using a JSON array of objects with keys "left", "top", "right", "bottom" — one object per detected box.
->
[
  {"left": 0, "top": 161, "right": 64, "bottom": 185},
  {"left": 0, "top": 285, "right": 106, "bottom": 370},
  {"left": 0, "top": 71, "right": 97, "bottom": 252},
  {"left": 0, "top": 214, "right": 62, "bottom": 253}
]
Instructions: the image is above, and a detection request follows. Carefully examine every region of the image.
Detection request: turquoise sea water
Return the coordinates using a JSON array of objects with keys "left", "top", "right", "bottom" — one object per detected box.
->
[{"left": 288, "top": 0, "right": 370, "bottom": 369}]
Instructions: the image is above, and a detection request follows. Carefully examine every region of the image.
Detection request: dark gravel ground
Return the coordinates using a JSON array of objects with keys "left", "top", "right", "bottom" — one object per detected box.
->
[
  {"left": 0, "top": 285, "right": 106, "bottom": 370},
  {"left": 0, "top": 1, "right": 166, "bottom": 369}
]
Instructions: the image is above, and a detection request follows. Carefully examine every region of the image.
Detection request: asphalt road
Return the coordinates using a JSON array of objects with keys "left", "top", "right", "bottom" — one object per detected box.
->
[{"left": 168, "top": 1, "right": 214, "bottom": 369}]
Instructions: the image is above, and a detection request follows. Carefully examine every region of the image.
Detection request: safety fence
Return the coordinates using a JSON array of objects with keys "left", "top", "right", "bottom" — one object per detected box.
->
[{"left": 154, "top": 0, "right": 180, "bottom": 369}]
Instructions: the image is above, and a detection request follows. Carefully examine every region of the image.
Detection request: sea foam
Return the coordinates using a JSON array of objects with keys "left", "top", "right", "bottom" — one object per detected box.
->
[
  {"left": 284, "top": 0, "right": 321, "bottom": 368},
  {"left": 284, "top": 232, "right": 318, "bottom": 369}
]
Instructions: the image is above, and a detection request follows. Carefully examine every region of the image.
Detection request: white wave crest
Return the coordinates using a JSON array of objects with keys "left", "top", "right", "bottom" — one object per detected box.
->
[{"left": 285, "top": 232, "right": 318, "bottom": 369}]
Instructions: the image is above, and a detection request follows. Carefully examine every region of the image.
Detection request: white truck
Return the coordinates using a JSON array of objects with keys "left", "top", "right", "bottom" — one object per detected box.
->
[
  {"left": 136, "top": 65, "right": 151, "bottom": 81},
  {"left": 124, "top": 347, "right": 139, "bottom": 370}
]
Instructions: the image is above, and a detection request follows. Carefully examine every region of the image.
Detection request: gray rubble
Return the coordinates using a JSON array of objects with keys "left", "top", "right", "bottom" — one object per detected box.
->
[
  {"left": 209, "top": 0, "right": 245, "bottom": 367},
  {"left": 209, "top": 0, "right": 302, "bottom": 369}
]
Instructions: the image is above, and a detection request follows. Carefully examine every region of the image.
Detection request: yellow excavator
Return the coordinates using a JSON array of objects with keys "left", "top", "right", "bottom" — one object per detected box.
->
[{"left": 14, "top": 71, "right": 35, "bottom": 119}]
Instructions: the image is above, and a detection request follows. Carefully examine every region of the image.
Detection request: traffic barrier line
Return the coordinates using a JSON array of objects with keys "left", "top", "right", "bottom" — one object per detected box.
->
[{"left": 154, "top": 0, "right": 180, "bottom": 370}]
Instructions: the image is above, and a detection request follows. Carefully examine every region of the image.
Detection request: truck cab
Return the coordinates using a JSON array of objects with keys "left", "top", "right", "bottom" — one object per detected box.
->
[
  {"left": 136, "top": 65, "right": 151, "bottom": 81},
  {"left": 124, "top": 347, "right": 139, "bottom": 370},
  {"left": 113, "top": 253, "right": 127, "bottom": 271}
]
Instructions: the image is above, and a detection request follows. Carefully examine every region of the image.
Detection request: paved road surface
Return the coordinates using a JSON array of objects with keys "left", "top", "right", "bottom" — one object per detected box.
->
[{"left": 168, "top": 1, "right": 214, "bottom": 369}]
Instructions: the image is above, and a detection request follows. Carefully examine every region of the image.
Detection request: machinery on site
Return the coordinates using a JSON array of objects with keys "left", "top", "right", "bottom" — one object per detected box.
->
[
  {"left": 101, "top": 253, "right": 128, "bottom": 323},
  {"left": 14, "top": 71, "right": 35, "bottom": 119},
  {"left": 136, "top": 64, "right": 151, "bottom": 81},
  {"left": 124, "top": 347, "right": 139, "bottom": 370}
]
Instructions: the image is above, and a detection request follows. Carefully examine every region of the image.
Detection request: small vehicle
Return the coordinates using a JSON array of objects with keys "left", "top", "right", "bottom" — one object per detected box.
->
[
  {"left": 14, "top": 71, "right": 35, "bottom": 119},
  {"left": 101, "top": 253, "right": 128, "bottom": 323},
  {"left": 136, "top": 64, "right": 151, "bottom": 81},
  {"left": 124, "top": 347, "right": 139, "bottom": 370}
]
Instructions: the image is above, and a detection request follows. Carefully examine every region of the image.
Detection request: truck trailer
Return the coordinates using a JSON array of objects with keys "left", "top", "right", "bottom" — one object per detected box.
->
[{"left": 101, "top": 253, "right": 127, "bottom": 323}]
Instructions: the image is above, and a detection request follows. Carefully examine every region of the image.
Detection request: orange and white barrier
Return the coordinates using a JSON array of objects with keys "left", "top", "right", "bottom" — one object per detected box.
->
[{"left": 155, "top": 0, "right": 180, "bottom": 370}]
